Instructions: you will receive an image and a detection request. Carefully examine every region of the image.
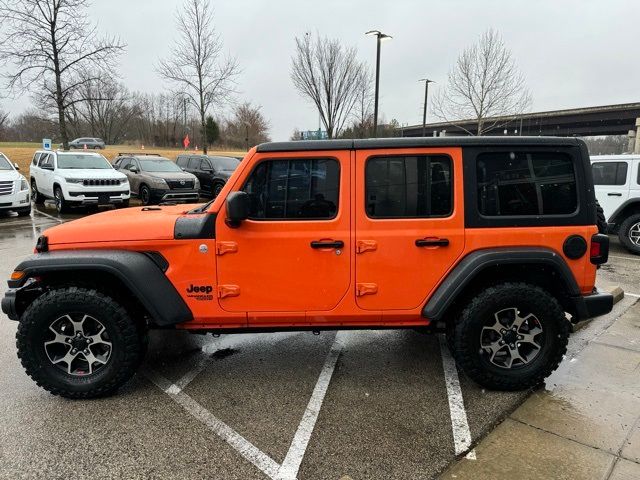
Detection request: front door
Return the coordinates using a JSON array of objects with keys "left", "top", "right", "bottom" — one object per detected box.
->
[
  {"left": 592, "top": 160, "right": 630, "bottom": 220},
  {"left": 215, "top": 150, "right": 351, "bottom": 323},
  {"left": 354, "top": 148, "right": 465, "bottom": 311}
]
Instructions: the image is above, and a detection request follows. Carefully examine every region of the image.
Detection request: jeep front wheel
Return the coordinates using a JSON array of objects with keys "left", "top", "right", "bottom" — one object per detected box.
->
[
  {"left": 16, "top": 287, "right": 144, "bottom": 399},
  {"left": 450, "top": 282, "right": 569, "bottom": 391},
  {"left": 618, "top": 213, "right": 640, "bottom": 255}
]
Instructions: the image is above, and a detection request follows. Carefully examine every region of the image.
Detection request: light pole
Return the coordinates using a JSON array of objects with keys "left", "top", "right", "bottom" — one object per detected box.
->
[
  {"left": 419, "top": 78, "right": 435, "bottom": 137},
  {"left": 366, "top": 30, "right": 392, "bottom": 138}
]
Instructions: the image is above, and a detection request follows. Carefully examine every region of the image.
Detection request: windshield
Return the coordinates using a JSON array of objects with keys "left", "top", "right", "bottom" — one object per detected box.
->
[
  {"left": 0, "top": 154, "right": 12, "bottom": 170},
  {"left": 57, "top": 153, "right": 112, "bottom": 169},
  {"left": 210, "top": 156, "right": 240, "bottom": 171},
  {"left": 139, "top": 158, "right": 182, "bottom": 172}
]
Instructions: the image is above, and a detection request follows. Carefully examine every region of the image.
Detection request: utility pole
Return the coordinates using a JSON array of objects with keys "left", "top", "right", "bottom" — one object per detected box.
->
[
  {"left": 419, "top": 79, "right": 435, "bottom": 137},
  {"left": 366, "top": 30, "right": 392, "bottom": 138}
]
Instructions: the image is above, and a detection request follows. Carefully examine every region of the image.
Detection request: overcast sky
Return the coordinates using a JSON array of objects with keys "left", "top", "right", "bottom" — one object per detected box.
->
[{"left": 2, "top": 0, "right": 639, "bottom": 140}]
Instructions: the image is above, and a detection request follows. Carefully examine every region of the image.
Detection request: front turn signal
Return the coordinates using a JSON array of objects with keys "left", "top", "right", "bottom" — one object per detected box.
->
[{"left": 10, "top": 270, "right": 25, "bottom": 281}]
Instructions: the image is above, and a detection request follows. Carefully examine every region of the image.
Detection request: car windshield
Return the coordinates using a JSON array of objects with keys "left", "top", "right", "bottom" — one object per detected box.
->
[
  {"left": 210, "top": 156, "right": 240, "bottom": 171},
  {"left": 0, "top": 154, "right": 12, "bottom": 170},
  {"left": 139, "top": 158, "right": 182, "bottom": 172},
  {"left": 57, "top": 153, "right": 112, "bottom": 169}
]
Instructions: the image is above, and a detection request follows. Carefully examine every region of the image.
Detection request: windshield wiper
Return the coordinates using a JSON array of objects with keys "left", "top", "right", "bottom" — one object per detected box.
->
[{"left": 188, "top": 199, "right": 215, "bottom": 214}]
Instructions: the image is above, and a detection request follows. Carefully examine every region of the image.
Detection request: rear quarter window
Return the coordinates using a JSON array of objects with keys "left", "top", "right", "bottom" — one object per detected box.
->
[{"left": 592, "top": 162, "right": 628, "bottom": 186}]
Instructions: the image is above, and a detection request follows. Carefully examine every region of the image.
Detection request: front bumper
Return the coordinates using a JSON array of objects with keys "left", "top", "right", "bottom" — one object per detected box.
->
[
  {"left": 150, "top": 188, "right": 200, "bottom": 204},
  {"left": 1, "top": 289, "right": 18, "bottom": 320},
  {"left": 569, "top": 289, "right": 614, "bottom": 322},
  {"left": 67, "top": 190, "right": 130, "bottom": 205},
  {"left": 0, "top": 190, "right": 30, "bottom": 211}
]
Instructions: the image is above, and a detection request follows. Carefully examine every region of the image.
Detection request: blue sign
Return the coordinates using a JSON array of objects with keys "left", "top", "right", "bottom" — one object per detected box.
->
[{"left": 42, "top": 138, "right": 52, "bottom": 150}]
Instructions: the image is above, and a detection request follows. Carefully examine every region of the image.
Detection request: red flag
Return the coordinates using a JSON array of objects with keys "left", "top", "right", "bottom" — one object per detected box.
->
[{"left": 183, "top": 134, "right": 190, "bottom": 149}]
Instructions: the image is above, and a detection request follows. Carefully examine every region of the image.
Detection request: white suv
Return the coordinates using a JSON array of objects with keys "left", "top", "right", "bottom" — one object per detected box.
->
[
  {"left": 0, "top": 151, "right": 31, "bottom": 217},
  {"left": 591, "top": 154, "right": 640, "bottom": 254},
  {"left": 30, "top": 150, "right": 130, "bottom": 213}
]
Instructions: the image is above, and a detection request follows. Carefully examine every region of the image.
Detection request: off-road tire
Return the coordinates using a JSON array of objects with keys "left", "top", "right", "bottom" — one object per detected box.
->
[
  {"left": 450, "top": 282, "right": 570, "bottom": 391},
  {"left": 595, "top": 200, "right": 607, "bottom": 234},
  {"left": 54, "top": 186, "right": 69, "bottom": 214},
  {"left": 618, "top": 213, "right": 640, "bottom": 255},
  {"left": 31, "top": 180, "right": 45, "bottom": 205},
  {"left": 16, "top": 287, "right": 144, "bottom": 399}
]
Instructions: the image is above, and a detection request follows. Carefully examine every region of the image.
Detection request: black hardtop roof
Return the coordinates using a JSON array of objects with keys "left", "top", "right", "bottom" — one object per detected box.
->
[{"left": 256, "top": 136, "right": 584, "bottom": 153}]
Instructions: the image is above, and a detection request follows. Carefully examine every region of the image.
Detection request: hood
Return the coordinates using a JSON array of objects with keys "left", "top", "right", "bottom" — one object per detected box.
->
[
  {"left": 146, "top": 171, "right": 197, "bottom": 181},
  {"left": 58, "top": 169, "right": 126, "bottom": 180},
  {"left": 43, "top": 204, "right": 204, "bottom": 245},
  {"left": 0, "top": 169, "right": 22, "bottom": 182}
]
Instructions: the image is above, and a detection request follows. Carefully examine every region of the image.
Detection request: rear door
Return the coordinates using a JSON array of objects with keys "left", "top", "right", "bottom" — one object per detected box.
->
[
  {"left": 354, "top": 147, "right": 464, "bottom": 312},
  {"left": 215, "top": 150, "right": 350, "bottom": 324},
  {"left": 592, "top": 160, "right": 630, "bottom": 219}
]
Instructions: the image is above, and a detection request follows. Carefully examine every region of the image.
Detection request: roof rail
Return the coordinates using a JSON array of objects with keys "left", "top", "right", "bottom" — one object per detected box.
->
[{"left": 116, "top": 152, "right": 162, "bottom": 157}]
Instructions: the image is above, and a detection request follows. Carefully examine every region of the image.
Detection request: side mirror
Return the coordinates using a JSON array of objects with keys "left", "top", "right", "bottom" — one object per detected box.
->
[
  {"left": 13, "top": 163, "right": 20, "bottom": 171},
  {"left": 129, "top": 166, "right": 139, "bottom": 173},
  {"left": 225, "top": 191, "right": 250, "bottom": 228}
]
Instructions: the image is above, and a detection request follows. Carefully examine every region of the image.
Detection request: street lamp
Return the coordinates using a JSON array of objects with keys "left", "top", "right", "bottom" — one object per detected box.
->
[
  {"left": 366, "top": 30, "right": 392, "bottom": 138},
  {"left": 419, "top": 78, "right": 435, "bottom": 137}
]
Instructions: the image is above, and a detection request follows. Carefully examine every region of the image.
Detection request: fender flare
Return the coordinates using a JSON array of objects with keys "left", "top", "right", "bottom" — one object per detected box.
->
[
  {"left": 609, "top": 199, "right": 640, "bottom": 226},
  {"left": 8, "top": 250, "right": 192, "bottom": 326},
  {"left": 422, "top": 247, "right": 580, "bottom": 321}
]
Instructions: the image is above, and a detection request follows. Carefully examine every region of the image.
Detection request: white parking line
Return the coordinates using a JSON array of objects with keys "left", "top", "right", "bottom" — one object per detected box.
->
[
  {"left": 144, "top": 367, "right": 281, "bottom": 478},
  {"left": 625, "top": 292, "right": 640, "bottom": 298},
  {"left": 277, "top": 332, "right": 344, "bottom": 480},
  {"left": 609, "top": 254, "right": 640, "bottom": 262},
  {"left": 32, "top": 209, "right": 64, "bottom": 223},
  {"left": 438, "top": 335, "right": 476, "bottom": 460}
]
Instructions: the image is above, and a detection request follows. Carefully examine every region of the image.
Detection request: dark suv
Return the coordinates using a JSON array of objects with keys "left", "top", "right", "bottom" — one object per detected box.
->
[
  {"left": 176, "top": 154, "right": 240, "bottom": 197},
  {"left": 113, "top": 153, "right": 200, "bottom": 205}
]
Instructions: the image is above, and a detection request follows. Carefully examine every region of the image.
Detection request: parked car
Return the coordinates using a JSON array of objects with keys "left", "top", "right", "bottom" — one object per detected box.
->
[
  {"left": 2, "top": 137, "right": 612, "bottom": 399},
  {"left": 30, "top": 150, "right": 129, "bottom": 213},
  {"left": 0, "top": 152, "right": 30, "bottom": 217},
  {"left": 591, "top": 154, "right": 640, "bottom": 254},
  {"left": 176, "top": 154, "right": 240, "bottom": 197},
  {"left": 113, "top": 153, "right": 200, "bottom": 205},
  {"left": 67, "top": 137, "right": 106, "bottom": 150}
]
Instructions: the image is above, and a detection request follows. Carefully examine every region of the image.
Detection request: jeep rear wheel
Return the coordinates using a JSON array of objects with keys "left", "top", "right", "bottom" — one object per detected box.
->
[
  {"left": 16, "top": 287, "right": 144, "bottom": 399},
  {"left": 618, "top": 213, "right": 640, "bottom": 255},
  {"left": 450, "top": 282, "right": 569, "bottom": 391}
]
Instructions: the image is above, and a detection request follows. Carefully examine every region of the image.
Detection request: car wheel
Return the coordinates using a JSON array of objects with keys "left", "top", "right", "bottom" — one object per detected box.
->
[
  {"left": 31, "top": 180, "right": 45, "bottom": 205},
  {"left": 16, "top": 287, "right": 144, "bottom": 399},
  {"left": 618, "top": 213, "right": 640, "bottom": 255},
  {"left": 595, "top": 200, "right": 607, "bottom": 234},
  {"left": 213, "top": 181, "right": 225, "bottom": 198},
  {"left": 140, "top": 185, "right": 152, "bottom": 205},
  {"left": 450, "top": 282, "right": 569, "bottom": 391},
  {"left": 54, "top": 186, "right": 69, "bottom": 214},
  {"left": 17, "top": 206, "right": 31, "bottom": 217}
]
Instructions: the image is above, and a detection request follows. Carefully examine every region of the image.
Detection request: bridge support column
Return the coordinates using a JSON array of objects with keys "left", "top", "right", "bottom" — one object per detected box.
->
[
  {"left": 629, "top": 130, "right": 636, "bottom": 153},
  {"left": 636, "top": 118, "right": 640, "bottom": 154}
]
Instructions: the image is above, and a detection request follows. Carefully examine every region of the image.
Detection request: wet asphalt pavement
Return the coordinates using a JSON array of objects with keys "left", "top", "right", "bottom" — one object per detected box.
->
[{"left": 0, "top": 203, "right": 638, "bottom": 479}]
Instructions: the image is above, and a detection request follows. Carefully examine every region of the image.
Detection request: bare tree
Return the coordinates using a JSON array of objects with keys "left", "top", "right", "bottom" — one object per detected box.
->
[
  {"left": 291, "top": 34, "right": 368, "bottom": 139},
  {"left": 0, "top": 0, "right": 125, "bottom": 149},
  {"left": 157, "top": 0, "right": 239, "bottom": 154},
  {"left": 433, "top": 29, "right": 531, "bottom": 136},
  {"left": 0, "top": 108, "right": 8, "bottom": 139},
  {"left": 221, "top": 102, "right": 270, "bottom": 150}
]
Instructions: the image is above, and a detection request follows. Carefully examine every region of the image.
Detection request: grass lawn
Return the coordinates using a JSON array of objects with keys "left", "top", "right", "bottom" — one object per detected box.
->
[{"left": 0, "top": 143, "right": 247, "bottom": 174}]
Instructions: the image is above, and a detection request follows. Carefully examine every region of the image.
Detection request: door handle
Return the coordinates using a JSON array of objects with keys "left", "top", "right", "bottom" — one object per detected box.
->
[
  {"left": 310, "top": 240, "right": 344, "bottom": 249},
  {"left": 607, "top": 193, "right": 622, "bottom": 196},
  {"left": 415, "top": 238, "right": 449, "bottom": 247}
]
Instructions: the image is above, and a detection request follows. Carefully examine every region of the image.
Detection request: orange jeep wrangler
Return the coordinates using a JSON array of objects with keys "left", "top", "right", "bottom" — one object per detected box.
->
[{"left": 2, "top": 137, "right": 612, "bottom": 398}]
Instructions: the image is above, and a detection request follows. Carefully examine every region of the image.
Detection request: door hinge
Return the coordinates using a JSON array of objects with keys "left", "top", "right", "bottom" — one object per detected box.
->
[
  {"left": 356, "top": 283, "right": 378, "bottom": 296},
  {"left": 216, "top": 241, "right": 238, "bottom": 255},
  {"left": 356, "top": 240, "right": 378, "bottom": 254},
  {"left": 218, "top": 285, "right": 240, "bottom": 299}
]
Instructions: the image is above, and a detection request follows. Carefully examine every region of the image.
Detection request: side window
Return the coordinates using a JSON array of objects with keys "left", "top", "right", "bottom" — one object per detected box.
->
[
  {"left": 32, "top": 153, "right": 41, "bottom": 166},
  {"left": 477, "top": 152, "right": 577, "bottom": 216},
  {"left": 243, "top": 158, "right": 340, "bottom": 220},
  {"left": 176, "top": 156, "right": 187, "bottom": 167},
  {"left": 592, "top": 162, "right": 628, "bottom": 186},
  {"left": 119, "top": 158, "right": 131, "bottom": 170},
  {"left": 365, "top": 155, "right": 452, "bottom": 218},
  {"left": 40, "top": 154, "right": 52, "bottom": 168},
  {"left": 200, "top": 159, "right": 212, "bottom": 171},
  {"left": 188, "top": 157, "right": 200, "bottom": 169}
]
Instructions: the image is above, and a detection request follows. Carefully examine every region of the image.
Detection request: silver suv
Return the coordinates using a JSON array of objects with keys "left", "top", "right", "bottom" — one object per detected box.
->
[
  {"left": 68, "top": 137, "right": 105, "bottom": 150},
  {"left": 113, "top": 153, "right": 200, "bottom": 205}
]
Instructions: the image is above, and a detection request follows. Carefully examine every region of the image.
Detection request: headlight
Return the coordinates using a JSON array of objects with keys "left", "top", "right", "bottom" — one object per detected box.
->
[
  {"left": 150, "top": 177, "right": 167, "bottom": 187},
  {"left": 119, "top": 178, "right": 129, "bottom": 185},
  {"left": 194, "top": 178, "right": 200, "bottom": 188},
  {"left": 65, "top": 178, "right": 84, "bottom": 184},
  {"left": 20, "top": 178, "right": 28, "bottom": 191}
]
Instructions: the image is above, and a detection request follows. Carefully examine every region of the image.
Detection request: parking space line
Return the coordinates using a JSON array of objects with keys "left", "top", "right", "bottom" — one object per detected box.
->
[
  {"left": 609, "top": 254, "right": 640, "bottom": 262},
  {"left": 143, "top": 367, "right": 281, "bottom": 479},
  {"left": 32, "top": 209, "right": 64, "bottom": 223},
  {"left": 438, "top": 335, "right": 476, "bottom": 460},
  {"left": 625, "top": 292, "right": 640, "bottom": 298},
  {"left": 277, "top": 332, "right": 344, "bottom": 480}
]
